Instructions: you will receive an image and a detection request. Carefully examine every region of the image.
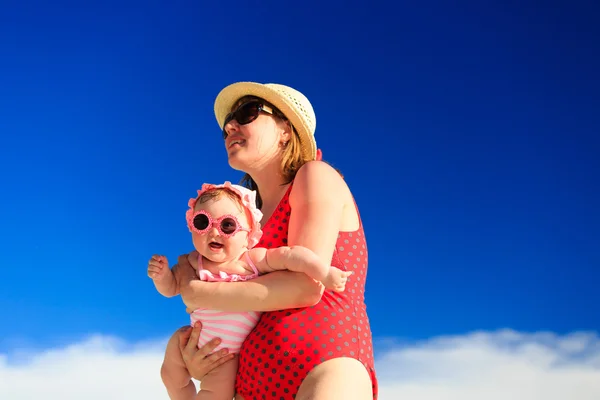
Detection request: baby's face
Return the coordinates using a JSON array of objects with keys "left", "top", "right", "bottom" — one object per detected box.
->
[{"left": 191, "top": 196, "right": 251, "bottom": 263}]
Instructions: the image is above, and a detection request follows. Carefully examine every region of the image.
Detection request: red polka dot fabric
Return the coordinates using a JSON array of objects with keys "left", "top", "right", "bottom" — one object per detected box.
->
[{"left": 235, "top": 185, "right": 378, "bottom": 399}]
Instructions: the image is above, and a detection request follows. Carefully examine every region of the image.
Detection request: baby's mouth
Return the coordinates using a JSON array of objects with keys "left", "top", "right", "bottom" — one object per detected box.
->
[{"left": 209, "top": 242, "right": 224, "bottom": 250}]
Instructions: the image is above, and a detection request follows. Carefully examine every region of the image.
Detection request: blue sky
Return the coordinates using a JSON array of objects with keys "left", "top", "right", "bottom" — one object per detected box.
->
[{"left": 1, "top": 1, "right": 599, "bottom": 396}]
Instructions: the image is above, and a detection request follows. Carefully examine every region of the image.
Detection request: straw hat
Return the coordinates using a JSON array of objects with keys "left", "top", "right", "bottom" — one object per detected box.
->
[{"left": 214, "top": 82, "right": 317, "bottom": 160}]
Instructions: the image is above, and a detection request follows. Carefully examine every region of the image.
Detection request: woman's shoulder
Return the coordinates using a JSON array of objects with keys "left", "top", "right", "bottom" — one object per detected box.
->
[
  {"left": 290, "top": 160, "right": 354, "bottom": 208},
  {"left": 293, "top": 161, "right": 346, "bottom": 192}
]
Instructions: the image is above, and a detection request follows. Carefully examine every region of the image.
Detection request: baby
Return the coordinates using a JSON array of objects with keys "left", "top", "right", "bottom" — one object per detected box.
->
[{"left": 148, "top": 182, "right": 351, "bottom": 400}]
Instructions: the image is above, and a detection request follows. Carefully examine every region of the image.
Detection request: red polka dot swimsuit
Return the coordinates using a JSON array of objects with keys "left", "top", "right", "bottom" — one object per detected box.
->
[{"left": 235, "top": 184, "right": 378, "bottom": 399}]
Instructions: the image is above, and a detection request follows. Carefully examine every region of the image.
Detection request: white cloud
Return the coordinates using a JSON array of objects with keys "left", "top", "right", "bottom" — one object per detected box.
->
[
  {"left": 1, "top": 329, "right": 599, "bottom": 399},
  {"left": 0, "top": 335, "right": 172, "bottom": 400},
  {"left": 376, "top": 329, "right": 600, "bottom": 400}
]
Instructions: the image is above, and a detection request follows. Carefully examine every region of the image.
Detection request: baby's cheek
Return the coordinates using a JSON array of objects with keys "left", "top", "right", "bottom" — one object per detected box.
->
[
  {"left": 229, "top": 236, "right": 247, "bottom": 253},
  {"left": 191, "top": 235, "right": 204, "bottom": 252}
]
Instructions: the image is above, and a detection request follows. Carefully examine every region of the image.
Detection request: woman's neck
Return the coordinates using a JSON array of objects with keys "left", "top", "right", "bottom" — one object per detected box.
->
[{"left": 248, "top": 161, "right": 290, "bottom": 212}]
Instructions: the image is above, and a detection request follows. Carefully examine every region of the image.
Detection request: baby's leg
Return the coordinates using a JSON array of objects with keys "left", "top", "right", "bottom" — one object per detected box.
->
[
  {"left": 161, "top": 330, "right": 196, "bottom": 400},
  {"left": 195, "top": 357, "right": 238, "bottom": 400}
]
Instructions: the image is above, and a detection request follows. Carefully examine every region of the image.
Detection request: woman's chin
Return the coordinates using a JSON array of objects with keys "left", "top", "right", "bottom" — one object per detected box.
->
[{"left": 227, "top": 155, "right": 249, "bottom": 172}]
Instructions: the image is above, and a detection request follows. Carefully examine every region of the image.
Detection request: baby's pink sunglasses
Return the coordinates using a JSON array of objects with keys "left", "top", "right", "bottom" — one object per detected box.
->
[{"left": 187, "top": 210, "right": 250, "bottom": 237}]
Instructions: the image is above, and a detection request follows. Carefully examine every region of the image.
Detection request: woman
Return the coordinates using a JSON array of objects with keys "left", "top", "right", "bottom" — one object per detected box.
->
[{"left": 171, "top": 82, "right": 377, "bottom": 400}]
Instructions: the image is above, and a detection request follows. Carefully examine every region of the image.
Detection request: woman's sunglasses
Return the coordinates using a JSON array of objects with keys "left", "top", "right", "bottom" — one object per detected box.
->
[
  {"left": 222, "top": 101, "right": 275, "bottom": 138},
  {"left": 188, "top": 210, "right": 250, "bottom": 237}
]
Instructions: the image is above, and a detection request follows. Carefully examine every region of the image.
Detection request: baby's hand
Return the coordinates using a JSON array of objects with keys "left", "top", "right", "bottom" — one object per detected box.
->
[
  {"left": 323, "top": 267, "right": 353, "bottom": 292},
  {"left": 148, "top": 254, "right": 170, "bottom": 281}
]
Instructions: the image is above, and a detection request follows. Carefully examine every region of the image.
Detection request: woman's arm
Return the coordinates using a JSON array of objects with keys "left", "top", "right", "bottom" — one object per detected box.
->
[
  {"left": 288, "top": 161, "right": 347, "bottom": 266},
  {"left": 175, "top": 253, "right": 322, "bottom": 312}
]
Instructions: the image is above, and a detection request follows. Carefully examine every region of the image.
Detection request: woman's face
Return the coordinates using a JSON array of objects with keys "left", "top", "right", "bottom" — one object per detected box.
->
[{"left": 223, "top": 100, "right": 290, "bottom": 172}]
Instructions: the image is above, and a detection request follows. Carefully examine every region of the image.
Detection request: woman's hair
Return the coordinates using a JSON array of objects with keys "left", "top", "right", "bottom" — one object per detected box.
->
[{"left": 232, "top": 96, "right": 341, "bottom": 208}]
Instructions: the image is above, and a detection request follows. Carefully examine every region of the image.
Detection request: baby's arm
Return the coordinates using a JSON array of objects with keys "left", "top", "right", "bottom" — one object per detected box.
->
[
  {"left": 249, "top": 246, "right": 352, "bottom": 292},
  {"left": 147, "top": 255, "right": 179, "bottom": 297}
]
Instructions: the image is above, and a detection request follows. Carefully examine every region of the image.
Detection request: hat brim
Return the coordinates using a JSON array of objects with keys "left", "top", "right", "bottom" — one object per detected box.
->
[{"left": 214, "top": 82, "right": 317, "bottom": 161}]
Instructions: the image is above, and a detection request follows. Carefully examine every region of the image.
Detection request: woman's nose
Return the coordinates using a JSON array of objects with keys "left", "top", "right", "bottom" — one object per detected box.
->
[{"left": 224, "top": 119, "right": 240, "bottom": 134}]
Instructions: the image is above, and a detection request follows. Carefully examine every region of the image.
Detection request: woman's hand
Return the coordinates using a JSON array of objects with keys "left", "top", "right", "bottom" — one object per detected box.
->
[
  {"left": 178, "top": 322, "right": 235, "bottom": 380},
  {"left": 174, "top": 252, "right": 208, "bottom": 309},
  {"left": 173, "top": 252, "right": 197, "bottom": 287}
]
